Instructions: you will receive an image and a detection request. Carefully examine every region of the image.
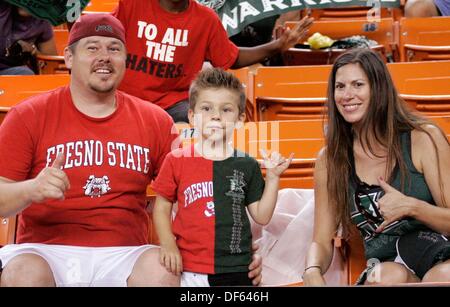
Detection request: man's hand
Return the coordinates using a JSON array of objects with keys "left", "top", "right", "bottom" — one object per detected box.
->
[
  {"left": 275, "top": 16, "right": 314, "bottom": 52},
  {"left": 248, "top": 243, "right": 262, "bottom": 286},
  {"left": 29, "top": 154, "right": 70, "bottom": 203}
]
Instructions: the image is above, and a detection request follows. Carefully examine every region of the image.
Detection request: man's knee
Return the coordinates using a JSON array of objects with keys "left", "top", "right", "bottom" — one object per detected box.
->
[
  {"left": 405, "top": 0, "right": 439, "bottom": 17},
  {"left": 1, "top": 254, "right": 55, "bottom": 287},
  {"left": 422, "top": 260, "right": 450, "bottom": 282},
  {"left": 127, "top": 248, "right": 180, "bottom": 287}
]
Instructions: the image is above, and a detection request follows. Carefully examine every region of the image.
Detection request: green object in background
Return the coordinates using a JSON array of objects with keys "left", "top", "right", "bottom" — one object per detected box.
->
[
  {"left": 199, "top": 0, "right": 401, "bottom": 37},
  {"left": 5, "top": 0, "right": 90, "bottom": 25}
]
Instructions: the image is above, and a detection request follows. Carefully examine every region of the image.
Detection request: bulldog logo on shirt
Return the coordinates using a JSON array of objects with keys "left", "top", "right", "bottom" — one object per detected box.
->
[{"left": 83, "top": 175, "right": 111, "bottom": 198}]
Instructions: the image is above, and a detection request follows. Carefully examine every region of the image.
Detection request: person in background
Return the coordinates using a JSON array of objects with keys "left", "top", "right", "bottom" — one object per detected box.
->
[
  {"left": 113, "top": 0, "right": 313, "bottom": 123},
  {"left": 0, "top": 2, "right": 57, "bottom": 75},
  {"left": 405, "top": 0, "right": 450, "bottom": 17}
]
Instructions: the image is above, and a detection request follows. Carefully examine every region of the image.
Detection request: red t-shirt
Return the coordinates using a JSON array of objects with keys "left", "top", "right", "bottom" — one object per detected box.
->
[
  {"left": 113, "top": 0, "right": 239, "bottom": 110},
  {"left": 0, "top": 86, "right": 178, "bottom": 247},
  {"left": 151, "top": 146, "right": 264, "bottom": 274}
]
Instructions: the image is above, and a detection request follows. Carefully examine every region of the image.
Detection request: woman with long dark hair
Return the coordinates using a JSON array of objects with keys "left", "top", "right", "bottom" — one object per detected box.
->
[{"left": 303, "top": 49, "right": 450, "bottom": 285}]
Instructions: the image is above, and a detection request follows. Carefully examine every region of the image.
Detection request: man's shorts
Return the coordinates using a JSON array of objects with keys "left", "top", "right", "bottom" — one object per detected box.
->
[{"left": 0, "top": 243, "right": 158, "bottom": 286}]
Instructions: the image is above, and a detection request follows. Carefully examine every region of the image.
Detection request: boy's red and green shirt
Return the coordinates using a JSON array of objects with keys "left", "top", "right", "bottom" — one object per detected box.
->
[{"left": 152, "top": 145, "right": 265, "bottom": 274}]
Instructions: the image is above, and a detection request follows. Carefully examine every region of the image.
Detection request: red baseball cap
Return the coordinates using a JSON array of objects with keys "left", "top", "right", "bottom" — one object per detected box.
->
[{"left": 68, "top": 13, "right": 125, "bottom": 46}]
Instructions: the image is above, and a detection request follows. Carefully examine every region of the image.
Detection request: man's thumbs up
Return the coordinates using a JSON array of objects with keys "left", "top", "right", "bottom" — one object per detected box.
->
[{"left": 52, "top": 153, "right": 65, "bottom": 169}]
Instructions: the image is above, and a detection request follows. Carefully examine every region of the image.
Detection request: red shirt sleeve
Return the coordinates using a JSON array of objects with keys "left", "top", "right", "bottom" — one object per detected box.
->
[
  {"left": 111, "top": 0, "right": 131, "bottom": 32},
  {"left": 151, "top": 152, "right": 179, "bottom": 202},
  {"left": 205, "top": 14, "right": 239, "bottom": 69},
  {"left": 152, "top": 111, "right": 180, "bottom": 179}
]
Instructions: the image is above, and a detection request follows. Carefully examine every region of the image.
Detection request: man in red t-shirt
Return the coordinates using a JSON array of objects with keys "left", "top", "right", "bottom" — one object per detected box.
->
[{"left": 113, "top": 0, "right": 313, "bottom": 123}]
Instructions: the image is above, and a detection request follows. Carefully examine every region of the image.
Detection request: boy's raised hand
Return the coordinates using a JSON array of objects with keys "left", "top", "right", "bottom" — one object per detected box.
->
[
  {"left": 159, "top": 243, "right": 183, "bottom": 276},
  {"left": 260, "top": 150, "right": 294, "bottom": 179}
]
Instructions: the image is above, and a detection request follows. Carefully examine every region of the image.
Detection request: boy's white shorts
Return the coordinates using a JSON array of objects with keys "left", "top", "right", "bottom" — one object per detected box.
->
[
  {"left": 181, "top": 271, "right": 210, "bottom": 287},
  {"left": 0, "top": 243, "right": 158, "bottom": 286}
]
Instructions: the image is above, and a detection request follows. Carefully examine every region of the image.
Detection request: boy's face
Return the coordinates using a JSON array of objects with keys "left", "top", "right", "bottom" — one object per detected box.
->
[{"left": 188, "top": 88, "right": 245, "bottom": 143}]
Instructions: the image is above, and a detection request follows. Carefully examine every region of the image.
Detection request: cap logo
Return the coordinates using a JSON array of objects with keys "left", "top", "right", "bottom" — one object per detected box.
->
[{"left": 95, "top": 24, "right": 113, "bottom": 33}]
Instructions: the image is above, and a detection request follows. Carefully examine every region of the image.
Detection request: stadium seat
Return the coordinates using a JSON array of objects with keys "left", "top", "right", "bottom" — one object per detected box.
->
[
  {"left": 302, "top": 6, "right": 395, "bottom": 21},
  {"left": 0, "top": 106, "right": 8, "bottom": 125},
  {"left": 281, "top": 18, "right": 396, "bottom": 65},
  {"left": 400, "top": 77, "right": 450, "bottom": 115},
  {"left": 399, "top": 17, "right": 450, "bottom": 62},
  {"left": 229, "top": 67, "right": 255, "bottom": 121},
  {"left": 83, "top": 0, "right": 118, "bottom": 14},
  {"left": 253, "top": 65, "right": 331, "bottom": 120},
  {"left": 388, "top": 60, "right": 450, "bottom": 83},
  {"left": 0, "top": 75, "right": 70, "bottom": 119},
  {"left": 0, "top": 216, "right": 16, "bottom": 247}
]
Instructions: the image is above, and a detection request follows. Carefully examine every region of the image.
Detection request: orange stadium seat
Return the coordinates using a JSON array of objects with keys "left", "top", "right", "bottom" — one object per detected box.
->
[
  {"left": 229, "top": 67, "right": 255, "bottom": 121},
  {"left": 248, "top": 62, "right": 450, "bottom": 120},
  {"left": 83, "top": 0, "right": 118, "bottom": 14},
  {"left": 253, "top": 65, "right": 331, "bottom": 121},
  {"left": 399, "top": 17, "right": 450, "bottom": 62},
  {"left": 281, "top": 18, "right": 396, "bottom": 65},
  {"left": 388, "top": 60, "right": 450, "bottom": 84},
  {"left": 53, "top": 29, "right": 70, "bottom": 55},
  {"left": 0, "top": 106, "right": 8, "bottom": 125},
  {"left": 399, "top": 77, "right": 450, "bottom": 115},
  {"left": 302, "top": 6, "right": 395, "bottom": 21},
  {"left": 0, "top": 216, "right": 17, "bottom": 247},
  {"left": 0, "top": 75, "right": 70, "bottom": 119}
]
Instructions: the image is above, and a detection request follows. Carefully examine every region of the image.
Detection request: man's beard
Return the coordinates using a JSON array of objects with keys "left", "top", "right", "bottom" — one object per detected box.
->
[{"left": 89, "top": 83, "right": 115, "bottom": 93}]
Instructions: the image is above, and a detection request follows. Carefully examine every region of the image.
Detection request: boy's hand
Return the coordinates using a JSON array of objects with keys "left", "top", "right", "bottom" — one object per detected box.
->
[
  {"left": 159, "top": 244, "right": 183, "bottom": 276},
  {"left": 260, "top": 150, "right": 294, "bottom": 179}
]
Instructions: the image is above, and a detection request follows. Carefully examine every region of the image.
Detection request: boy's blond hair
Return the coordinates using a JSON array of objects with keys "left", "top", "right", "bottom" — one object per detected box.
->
[{"left": 189, "top": 68, "right": 246, "bottom": 114}]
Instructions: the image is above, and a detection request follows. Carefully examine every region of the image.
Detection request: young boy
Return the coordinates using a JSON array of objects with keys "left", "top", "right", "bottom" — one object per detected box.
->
[{"left": 151, "top": 68, "right": 293, "bottom": 286}]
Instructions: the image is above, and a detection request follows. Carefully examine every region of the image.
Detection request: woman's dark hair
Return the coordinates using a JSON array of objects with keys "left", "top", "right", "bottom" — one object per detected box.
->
[{"left": 325, "top": 49, "right": 448, "bottom": 236}]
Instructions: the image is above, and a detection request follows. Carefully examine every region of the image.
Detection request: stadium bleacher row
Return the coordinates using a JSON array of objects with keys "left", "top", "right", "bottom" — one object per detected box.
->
[{"left": 4, "top": 61, "right": 449, "bottom": 121}]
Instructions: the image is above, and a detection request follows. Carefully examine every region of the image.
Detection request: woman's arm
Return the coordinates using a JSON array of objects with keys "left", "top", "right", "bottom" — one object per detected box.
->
[
  {"left": 376, "top": 125, "right": 450, "bottom": 234},
  {"left": 303, "top": 149, "right": 339, "bottom": 285}
]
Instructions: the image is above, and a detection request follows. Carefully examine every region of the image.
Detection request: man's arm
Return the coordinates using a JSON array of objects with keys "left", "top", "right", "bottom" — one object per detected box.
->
[
  {"left": 231, "top": 16, "right": 313, "bottom": 68},
  {"left": 0, "top": 154, "right": 69, "bottom": 217}
]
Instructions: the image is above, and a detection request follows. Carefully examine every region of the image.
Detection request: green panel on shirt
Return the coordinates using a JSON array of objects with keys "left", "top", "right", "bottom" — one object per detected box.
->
[{"left": 213, "top": 150, "right": 264, "bottom": 274}]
